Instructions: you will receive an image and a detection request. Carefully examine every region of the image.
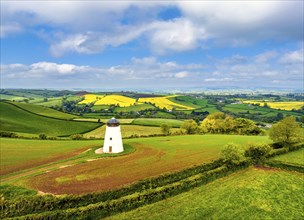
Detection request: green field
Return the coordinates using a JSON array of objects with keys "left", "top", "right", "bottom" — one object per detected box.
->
[
  {"left": 132, "top": 118, "right": 184, "bottom": 127},
  {"left": 108, "top": 167, "right": 304, "bottom": 220},
  {"left": 223, "top": 104, "right": 301, "bottom": 117},
  {"left": 270, "top": 148, "right": 304, "bottom": 165},
  {"left": 9, "top": 101, "right": 76, "bottom": 120},
  {"left": 29, "top": 97, "right": 62, "bottom": 107},
  {"left": 83, "top": 125, "right": 180, "bottom": 139},
  {"left": 0, "top": 102, "right": 100, "bottom": 136},
  {"left": 17, "top": 135, "right": 270, "bottom": 194},
  {"left": 114, "top": 103, "right": 156, "bottom": 112},
  {"left": 0, "top": 138, "right": 101, "bottom": 176},
  {"left": 0, "top": 94, "right": 25, "bottom": 101}
]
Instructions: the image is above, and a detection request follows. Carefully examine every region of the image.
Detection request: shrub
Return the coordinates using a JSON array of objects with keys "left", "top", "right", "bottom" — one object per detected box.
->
[
  {"left": 70, "top": 134, "right": 83, "bottom": 140},
  {"left": 220, "top": 143, "right": 247, "bottom": 166},
  {"left": 38, "top": 134, "right": 47, "bottom": 140},
  {"left": 0, "top": 131, "right": 18, "bottom": 138},
  {"left": 245, "top": 142, "right": 272, "bottom": 165}
]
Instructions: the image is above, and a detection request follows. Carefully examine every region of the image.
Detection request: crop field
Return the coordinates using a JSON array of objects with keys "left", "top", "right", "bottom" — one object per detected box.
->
[
  {"left": 0, "top": 102, "right": 100, "bottom": 136},
  {"left": 83, "top": 125, "right": 180, "bottom": 139},
  {"left": 0, "top": 138, "right": 101, "bottom": 176},
  {"left": 223, "top": 104, "right": 301, "bottom": 117},
  {"left": 242, "top": 100, "right": 303, "bottom": 110},
  {"left": 132, "top": 118, "right": 184, "bottom": 127},
  {"left": 270, "top": 148, "right": 304, "bottom": 166},
  {"left": 20, "top": 135, "right": 270, "bottom": 194},
  {"left": 9, "top": 101, "right": 76, "bottom": 120},
  {"left": 79, "top": 94, "right": 136, "bottom": 107},
  {"left": 138, "top": 96, "right": 194, "bottom": 110},
  {"left": 107, "top": 167, "right": 304, "bottom": 220}
]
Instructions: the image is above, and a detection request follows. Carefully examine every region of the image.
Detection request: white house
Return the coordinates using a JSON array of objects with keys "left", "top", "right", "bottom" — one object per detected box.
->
[{"left": 103, "top": 117, "right": 124, "bottom": 153}]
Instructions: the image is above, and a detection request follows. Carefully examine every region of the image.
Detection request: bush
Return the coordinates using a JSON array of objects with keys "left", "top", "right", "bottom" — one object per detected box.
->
[
  {"left": 245, "top": 142, "right": 272, "bottom": 165},
  {"left": 0, "top": 131, "right": 18, "bottom": 138},
  {"left": 70, "top": 134, "right": 83, "bottom": 140},
  {"left": 38, "top": 134, "right": 47, "bottom": 140},
  {"left": 220, "top": 143, "right": 247, "bottom": 166}
]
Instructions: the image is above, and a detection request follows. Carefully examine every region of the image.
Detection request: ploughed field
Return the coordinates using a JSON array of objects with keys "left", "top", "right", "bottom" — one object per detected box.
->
[
  {"left": 107, "top": 167, "right": 304, "bottom": 220},
  {"left": 8, "top": 135, "right": 270, "bottom": 194}
]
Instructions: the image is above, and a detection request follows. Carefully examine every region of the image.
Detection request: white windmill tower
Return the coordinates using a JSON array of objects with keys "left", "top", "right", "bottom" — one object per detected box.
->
[{"left": 103, "top": 117, "right": 124, "bottom": 153}]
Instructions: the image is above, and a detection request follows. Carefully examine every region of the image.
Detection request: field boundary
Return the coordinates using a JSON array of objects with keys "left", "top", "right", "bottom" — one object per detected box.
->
[{"left": 265, "top": 160, "right": 304, "bottom": 173}]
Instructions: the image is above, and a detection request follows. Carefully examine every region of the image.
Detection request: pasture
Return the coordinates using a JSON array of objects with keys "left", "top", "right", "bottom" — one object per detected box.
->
[
  {"left": 107, "top": 167, "right": 304, "bottom": 220},
  {"left": 270, "top": 148, "right": 304, "bottom": 166},
  {"left": 0, "top": 138, "right": 101, "bottom": 176},
  {"left": 20, "top": 135, "right": 270, "bottom": 194},
  {"left": 9, "top": 101, "right": 76, "bottom": 120},
  {"left": 132, "top": 118, "right": 184, "bottom": 127},
  {"left": 0, "top": 102, "right": 100, "bottom": 136},
  {"left": 83, "top": 125, "right": 180, "bottom": 139}
]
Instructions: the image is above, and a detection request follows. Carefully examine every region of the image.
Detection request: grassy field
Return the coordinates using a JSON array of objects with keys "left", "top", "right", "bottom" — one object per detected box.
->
[
  {"left": 0, "top": 102, "right": 100, "bottom": 136},
  {"left": 0, "top": 94, "right": 25, "bottom": 101},
  {"left": 270, "top": 148, "right": 304, "bottom": 165},
  {"left": 114, "top": 103, "right": 156, "bottom": 112},
  {"left": 107, "top": 167, "right": 304, "bottom": 220},
  {"left": 223, "top": 103, "right": 301, "bottom": 117},
  {"left": 20, "top": 135, "right": 270, "bottom": 194},
  {"left": 132, "top": 118, "right": 184, "bottom": 127},
  {"left": 0, "top": 138, "right": 102, "bottom": 176},
  {"left": 83, "top": 125, "right": 180, "bottom": 139},
  {"left": 9, "top": 101, "right": 76, "bottom": 120}
]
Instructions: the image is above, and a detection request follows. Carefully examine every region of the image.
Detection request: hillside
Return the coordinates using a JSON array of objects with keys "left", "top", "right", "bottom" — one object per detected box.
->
[{"left": 0, "top": 102, "right": 101, "bottom": 137}]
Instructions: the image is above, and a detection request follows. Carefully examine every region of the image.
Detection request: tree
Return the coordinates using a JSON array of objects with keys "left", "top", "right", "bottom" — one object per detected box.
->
[
  {"left": 220, "top": 143, "right": 246, "bottom": 166},
  {"left": 181, "top": 119, "right": 198, "bottom": 134},
  {"left": 160, "top": 123, "right": 171, "bottom": 135},
  {"left": 269, "top": 116, "right": 303, "bottom": 145},
  {"left": 234, "top": 118, "right": 262, "bottom": 135}
]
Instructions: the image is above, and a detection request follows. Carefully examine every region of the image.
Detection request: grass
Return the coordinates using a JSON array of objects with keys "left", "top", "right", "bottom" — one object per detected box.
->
[
  {"left": 114, "top": 103, "right": 156, "bottom": 112},
  {"left": 270, "top": 148, "right": 304, "bottom": 166},
  {"left": 107, "top": 167, "right": 304, "bottom": 220},
  {"left": 83, "top": 125, "right": 180, "bottom": 138},
  {"left": 0, "top": 94, "right": 25, "bottom": 101},
  {"left": 20, "top": 135, "right": 270, "bottom": 194},
  {"left": 223, "top": 103, "right": 301, "bottom": 117},
  {"left": 0, "top": 102, "right": 100, "bottom": 136},
  {"left": 30, "top": 97, "right": 63, "bottom": 107},
  {"left": 9, "top": 101, "right": 76, "bottom": 120},
  {"left": 132, "top": 118, "right": 184, "bottom": 127},
  {"left": 0, "top": 138, "right": 102, "bottom": 176}
]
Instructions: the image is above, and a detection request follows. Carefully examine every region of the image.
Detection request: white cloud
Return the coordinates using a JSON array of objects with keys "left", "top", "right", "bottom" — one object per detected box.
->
[
  {"left": 279, "top": 50, "right": 304, "bottom": 64},
  {"left": 175, "top": 71, "right": 188, "bottom": 78},
  {"left": 254, "top": 51, "right": 278, "bottom": 63},
  {"left": 1, "top": 1, "right": 302, "bottom": 56}
]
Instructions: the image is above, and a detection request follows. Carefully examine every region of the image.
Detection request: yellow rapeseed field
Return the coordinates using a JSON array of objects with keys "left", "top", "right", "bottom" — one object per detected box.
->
[
  {"left": 243, "top": 100, "right": 303, "bottom": 110},
  {"left": 78, "top": 94, "right": 136, "bottom": 107},
  {"left": 138, "top": 96, "right": 193, "bottom": 110}
]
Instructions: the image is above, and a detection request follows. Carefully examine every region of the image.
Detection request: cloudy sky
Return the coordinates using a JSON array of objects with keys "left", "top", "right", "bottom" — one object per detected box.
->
[{"left": 1, "top": 1, "right": 303, "bottom": 91}]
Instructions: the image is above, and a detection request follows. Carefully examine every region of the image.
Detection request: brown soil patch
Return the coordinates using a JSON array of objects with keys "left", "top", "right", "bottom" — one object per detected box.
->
[
  {"left": 254, "top": 165, "right": 278, "bottom": 171},
  {"left": 26, "top": 143, "right": 213, "bottom": 195}
]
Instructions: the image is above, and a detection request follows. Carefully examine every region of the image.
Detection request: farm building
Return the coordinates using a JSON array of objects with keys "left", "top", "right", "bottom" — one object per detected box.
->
[{"left": 103, "top": 117, "right": 124, "bottom": 153}]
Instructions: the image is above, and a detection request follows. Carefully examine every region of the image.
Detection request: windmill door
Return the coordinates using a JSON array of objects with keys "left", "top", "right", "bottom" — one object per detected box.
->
[{"left": 109, "top": 146, "right": 112, "bottom": 153}]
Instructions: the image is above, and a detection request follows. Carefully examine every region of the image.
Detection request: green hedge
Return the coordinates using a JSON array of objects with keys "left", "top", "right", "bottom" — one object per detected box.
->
[
  {"left": 265, "top": 161, "right": 304, "bottom": 173},
  {"left": 10, "top": 164, "right": 249, "bottom": 220}
]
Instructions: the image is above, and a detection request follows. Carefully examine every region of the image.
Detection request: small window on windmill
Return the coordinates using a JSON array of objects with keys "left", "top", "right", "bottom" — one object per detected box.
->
[{"left": 110, "top": 137, "right": 112, "bottom": 140}]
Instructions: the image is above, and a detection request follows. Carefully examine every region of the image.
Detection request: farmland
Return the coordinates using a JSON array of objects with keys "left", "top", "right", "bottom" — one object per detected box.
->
[
  {"left": 83, "top": 124, "right": 180, "bottom": 139},
  {"left": 79, "top": 94, "right": 136, "bottom": 107},
  {"left": 138, "top": 96, "right": 194, "bottom": 110},
  {"left": 242, "top": 100, "right": 303, "bottom": 110},
  {"left": 0, "top": 102, "right": 100, "bottom": 137},
  {"left": 107, "top": 167, "right": 304, "bottom": 220},
  {"left": 270, "top": 148, "right": 304, "bottom": 165},
  {"left": 0, "top": 138, "right": 101, "bottom": 176},
  {"left": 131, "top": 118, "right": 184, "bottom": 127},
  {"left": 17, "top": 135, "right": 269, "bottom": 194}
]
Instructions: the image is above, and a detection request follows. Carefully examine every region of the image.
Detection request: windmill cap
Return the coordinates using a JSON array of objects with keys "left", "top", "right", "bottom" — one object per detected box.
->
[{"left": 107, "top": 117, "right": 120, "bottom": 127}]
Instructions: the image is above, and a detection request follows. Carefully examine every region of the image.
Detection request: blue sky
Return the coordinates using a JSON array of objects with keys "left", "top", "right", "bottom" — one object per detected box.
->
[{"left": 1, "top": 1, "right": 303, "bottom": 91}]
